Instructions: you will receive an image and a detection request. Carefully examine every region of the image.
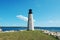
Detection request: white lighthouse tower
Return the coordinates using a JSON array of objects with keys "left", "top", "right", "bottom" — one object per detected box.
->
[{"left": 27, "top": 9, "right": 34, "bottom": 31}]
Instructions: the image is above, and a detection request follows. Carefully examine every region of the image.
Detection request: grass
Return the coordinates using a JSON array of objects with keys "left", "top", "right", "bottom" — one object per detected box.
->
[{"left": 0, "top": 30, "right": 58, "bottom": 40}]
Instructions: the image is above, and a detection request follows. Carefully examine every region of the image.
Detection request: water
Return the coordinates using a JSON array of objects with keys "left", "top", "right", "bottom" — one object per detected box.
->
[
  {"left": 35, "top": 27, "right": 60, "bottom": 32},
  {"left": 0, "top": 27, "right": 60, "bottom": 32}
]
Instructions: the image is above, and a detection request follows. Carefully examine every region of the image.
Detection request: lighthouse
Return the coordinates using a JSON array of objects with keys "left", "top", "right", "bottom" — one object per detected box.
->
[{"left": 27, "top": 9, "right": 34, "bottom": 31}]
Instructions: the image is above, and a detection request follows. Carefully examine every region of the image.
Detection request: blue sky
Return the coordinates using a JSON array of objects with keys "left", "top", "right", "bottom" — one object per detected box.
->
[{"left": 0, "top": 0, "right": 60, "bottom": 27}]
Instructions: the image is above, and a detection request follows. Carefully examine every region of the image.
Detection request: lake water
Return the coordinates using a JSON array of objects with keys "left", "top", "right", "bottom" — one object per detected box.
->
[{"left": 0, "top": 27, "right": 60, "bottom": 32}]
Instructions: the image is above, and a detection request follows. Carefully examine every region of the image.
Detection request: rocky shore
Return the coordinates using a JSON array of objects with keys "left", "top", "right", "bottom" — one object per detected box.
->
[{"left": 42, "top": 30, "right": 60, "bottom": 40}]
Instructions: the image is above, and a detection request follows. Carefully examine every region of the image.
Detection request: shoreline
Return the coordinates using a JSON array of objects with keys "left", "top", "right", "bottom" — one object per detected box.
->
[{"left": 42, "top": 29, "right": 60, "bottom": 40}]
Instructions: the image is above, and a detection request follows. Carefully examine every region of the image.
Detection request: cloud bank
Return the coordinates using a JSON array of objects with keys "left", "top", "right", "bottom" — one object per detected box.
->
[
  {"left": 16, "top": 15, "right": 28, "bottom": 21},
  {"left": 39, "top": 20, "right": 60, "bottom": 27},
  {"left": 16, "top": 15, "right": 35, "bottom": 22}
]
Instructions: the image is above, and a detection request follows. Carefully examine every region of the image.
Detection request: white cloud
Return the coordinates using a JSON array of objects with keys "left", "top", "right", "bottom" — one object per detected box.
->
[
  {"left": 48, "top": 20, "right": 53, "bottom": 23},
  {"left": 16, "top": 15, "right": 28, "bottom": 21},
  {"left": 47, "top": 20, "right": 60, "bottom": 27},
  {"left": 39, "top": 20, "right": 60, "bottom": 27},
  {"left": 48, "top": 20, "right": 60, "bottom": 23},
  {"left": 16, "top": 15, "right": 35, "bottom": 22}
]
